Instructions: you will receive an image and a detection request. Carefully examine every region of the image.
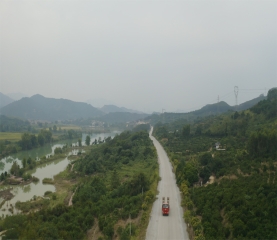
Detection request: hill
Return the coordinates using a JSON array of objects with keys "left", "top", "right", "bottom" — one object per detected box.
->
[
  {"left": 146, "top": 93, "right": 269, "bottom": 125},
  {"left": 0, "top": 94, "right": 104, "bottom": 121},
  {"left": 236, "top": 94, "right": 266, "bottom": 111},
  {"left": 100, "top": 104, "right": 144, "bottom": 114},
  {"left": 0, "top": 92, "right": 14, "bottom": 108}
]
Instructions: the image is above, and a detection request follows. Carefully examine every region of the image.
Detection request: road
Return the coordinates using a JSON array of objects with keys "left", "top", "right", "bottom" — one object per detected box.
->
[{"left": 146, "top": 127, "right": 189, "bottom": 240}]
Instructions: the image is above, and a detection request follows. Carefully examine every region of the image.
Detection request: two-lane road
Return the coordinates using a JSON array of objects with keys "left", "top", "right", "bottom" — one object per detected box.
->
[{"left": 146, "top": 127, "right": 189, "bottom": 240}]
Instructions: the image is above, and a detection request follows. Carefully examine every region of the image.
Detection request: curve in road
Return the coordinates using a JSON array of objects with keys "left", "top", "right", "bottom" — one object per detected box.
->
[{"left": 146, "top": 127, "right": 189, "bottom": 240}]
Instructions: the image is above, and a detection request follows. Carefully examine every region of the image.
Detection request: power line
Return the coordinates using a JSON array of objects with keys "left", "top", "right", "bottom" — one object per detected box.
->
[{"left": 240, "top": 88, "right": 266, "bottom": 91}]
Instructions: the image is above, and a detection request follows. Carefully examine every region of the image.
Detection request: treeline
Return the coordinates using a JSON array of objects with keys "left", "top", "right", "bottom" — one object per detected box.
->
[
  {"left": 0, "top": 115, "right": 31, "bottom": 132},
  {"left": 0, "top": 130, "right": 158, "bottom": 239},
  {"left": 153, "top": 91, "right": 277, "bottom": 239},
  {"left": 74, "top": 130, "right": 155, "bottom": 174},
  {"left": 0, "top": 129, "right": 80, "bottom": 159},
  {"left": 19, "top": 129, "right": 52, "bottom": 150},
  {"left": 7, "top": 142, "right": 67, "bottom": 179}
]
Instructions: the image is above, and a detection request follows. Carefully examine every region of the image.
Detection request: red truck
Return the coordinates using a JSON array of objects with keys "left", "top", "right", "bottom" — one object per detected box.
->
[{"left": 162, "top": 197, "right": 170, "bottom": 216}]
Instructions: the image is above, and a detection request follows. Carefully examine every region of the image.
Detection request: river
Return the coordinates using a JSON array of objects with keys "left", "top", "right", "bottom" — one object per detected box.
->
[{"left": 0, "top": 131, "right": 120, "bottom": 217}]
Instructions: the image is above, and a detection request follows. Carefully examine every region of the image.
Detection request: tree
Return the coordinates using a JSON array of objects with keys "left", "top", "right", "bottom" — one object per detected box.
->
[
  {"left": 78, "top": 139, "right": 82, "bottom": 147},
  {"left": 54, "top": 147, "right": 63, "bottom": 155},
  {"left": 111, "top": 170, "right": 120, "bottom": 189},
  {"left": 53, "top": 125, "right": 57, "bottom": 132},
  {"left": 38, "top": 133, "right": 45, "bottom": 146},
  {"left": 21, "top": 133, "right": 32, "bottom": 150},
  {"left": 30, "top": 135, "right": 38, "bottom": 148},
  {"left": 85, "top": 135, "right": 90, "bottom": 146},
  {"left": 10, "top": 161, "right": 20, "bottom": 176},
  {"left": 195, "top": 125, "right": 202, "bottom": 135},
  {"left": 182, "top": 125, "right": 190, "bottom": 138},
  {"left": 22, "top": 158, "right": 27, "bottom": 168}
]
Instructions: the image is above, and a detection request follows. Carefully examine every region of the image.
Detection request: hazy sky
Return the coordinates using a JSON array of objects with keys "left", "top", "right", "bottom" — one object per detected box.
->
[{"left": 0, "top": 0, "right": 276, "bottom": 113}]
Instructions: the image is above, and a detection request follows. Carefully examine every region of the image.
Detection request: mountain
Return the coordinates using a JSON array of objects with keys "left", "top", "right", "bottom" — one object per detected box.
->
[
  {"left": 0, "top": 94, "right": 104, "bottom": 121},
  {"left": 0, "top": 92, "right": 14, "bottom": 108},
  {"left": 6, "top": 92, "right": 28, "bottom": 101},
  {"left": 100, "top": 105, "right": 144, "bottom": 114}
]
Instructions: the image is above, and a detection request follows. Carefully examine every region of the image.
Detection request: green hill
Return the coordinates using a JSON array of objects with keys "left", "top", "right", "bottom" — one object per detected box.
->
[{"left": 146, "top": 93, "right": 269, "bottom": 125}]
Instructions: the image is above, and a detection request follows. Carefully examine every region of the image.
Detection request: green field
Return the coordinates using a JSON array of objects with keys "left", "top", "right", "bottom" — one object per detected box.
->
[{"left": 0, "top": 132, "right": 22, "bottom": 142}]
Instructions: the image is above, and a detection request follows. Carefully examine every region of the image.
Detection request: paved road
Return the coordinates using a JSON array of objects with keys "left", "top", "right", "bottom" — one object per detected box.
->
[{"left": 146, "top": 128, "right": 189, "bottom": 240}]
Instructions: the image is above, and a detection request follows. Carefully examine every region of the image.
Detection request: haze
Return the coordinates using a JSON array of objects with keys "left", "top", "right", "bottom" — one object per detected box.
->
[{"left": 0, "top": 0, "right": 276, "bottom": 113}]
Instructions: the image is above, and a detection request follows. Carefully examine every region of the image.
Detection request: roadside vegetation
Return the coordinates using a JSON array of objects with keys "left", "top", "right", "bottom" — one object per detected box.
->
[
  {"left": 153, "top": 88, "right": 277, "bottom": 239},
  {"left": 0, "top": 129, "right": 159, "bottom": 240}
]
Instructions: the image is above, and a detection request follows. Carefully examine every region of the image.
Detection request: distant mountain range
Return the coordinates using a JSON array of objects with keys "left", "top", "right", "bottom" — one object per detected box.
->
[
  {"left": 0, "top": 92, "right": 14, "bottom": 109},
  {"left": 0, "top": 93, "right": 147, "bottom": 122},
  {"left": 0, "top": 94, "right": 104, "bottom": 121},
  {"left": 100, "top": 105, "right": 144, "bottom": 114},
  {"left": 192, "top": 94, "right": 266, "bottom": 116},
  {"left": 146, "top": 93, "right": 268, "bottom": 124},
  {"left": 0, "top": 92, "right": 268, "bottom": 123}
]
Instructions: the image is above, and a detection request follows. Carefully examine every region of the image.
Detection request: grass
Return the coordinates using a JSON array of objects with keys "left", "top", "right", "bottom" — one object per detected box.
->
[
  {"left": 0, "top": 132, "right": 22, "bottom": 142},
  {"left": 51, "top": 170, "right": 77, "bottom": 208},
  {"left": 42, "top": 178, "right": 55, "bottom": 184},
  {"left": 15, "top": 198, "right": 50, "bottom": 213}
]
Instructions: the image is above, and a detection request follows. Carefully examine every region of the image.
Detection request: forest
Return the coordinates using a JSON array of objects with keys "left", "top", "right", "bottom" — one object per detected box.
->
[
  {"left": 0, "top": 129, "right": 158, "bottom": 240},
  {"left": 153, "top": 88, "right": 277, "bottom": 239},
  {"left": 0, "top": 115, "right": 31, "bottom": 132}
]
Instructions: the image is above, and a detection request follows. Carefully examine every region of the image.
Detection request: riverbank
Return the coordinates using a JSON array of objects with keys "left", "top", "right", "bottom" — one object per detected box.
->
[
  {"left": 0, "top": 188, "right": 14, "bottom": 201},
  {"left": 0, "top": 145, "right": 84, "bottom": 188},
  {"left": 14, "top": 164, "right": 80, "bottom": 213}
]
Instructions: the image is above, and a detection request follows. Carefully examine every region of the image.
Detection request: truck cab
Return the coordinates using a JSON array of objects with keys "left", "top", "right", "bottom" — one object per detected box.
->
[{"left": 162, "top": 197, "right": 170, "bottom": 216}]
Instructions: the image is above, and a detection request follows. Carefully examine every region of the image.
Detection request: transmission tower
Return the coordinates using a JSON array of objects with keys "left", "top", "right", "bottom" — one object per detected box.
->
[{"left": 234, "top": 86, "right": 239, "bottom": 108}]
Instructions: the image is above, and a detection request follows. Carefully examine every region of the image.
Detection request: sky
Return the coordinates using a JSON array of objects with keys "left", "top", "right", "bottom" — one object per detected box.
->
[{"left": 0, "top": 0, "right": 276, "bottom": 113}]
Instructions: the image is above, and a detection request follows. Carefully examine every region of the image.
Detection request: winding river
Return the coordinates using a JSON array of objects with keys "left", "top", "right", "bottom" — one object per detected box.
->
[{"left": 0, "top": 131, "right": 120, "bottom": 217}]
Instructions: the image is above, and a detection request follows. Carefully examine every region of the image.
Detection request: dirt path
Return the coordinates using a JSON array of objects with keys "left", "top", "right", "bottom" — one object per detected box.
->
[
  {"left": 70, "top": 163, "right": 75, "bottom": 172},
  {"left": 68, "top": 189, "right": 77, "bottom": 206}
]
